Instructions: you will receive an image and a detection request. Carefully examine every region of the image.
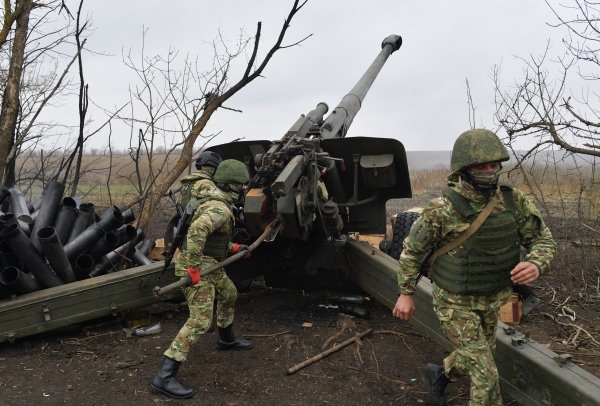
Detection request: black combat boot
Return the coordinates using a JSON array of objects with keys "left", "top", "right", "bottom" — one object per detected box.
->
[
  {"left": 426, "top": 363, "right": 451, "bottom": 406},
  {"left": 150, "top": 357, "right": 195, "bottom": 399},
  {"left": 216, "top": 324, "right": 253, "bottom": 350}
]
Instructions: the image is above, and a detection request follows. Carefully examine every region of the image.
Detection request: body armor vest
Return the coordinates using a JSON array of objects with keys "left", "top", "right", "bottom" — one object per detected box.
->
[
  {"left": 431, "top": 184, "right": 521, "bottom": 295},
  {"left": 181, "top": 184, "right": 233, "bottom": 261}
]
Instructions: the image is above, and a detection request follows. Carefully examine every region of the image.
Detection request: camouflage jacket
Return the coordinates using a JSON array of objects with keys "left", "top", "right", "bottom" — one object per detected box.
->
[
  {"left": 179, "top": 168, "right": 215, "bottom": 203},
  {"left": 398, "top": 173, "right": 556, "bottom": 295},
  {"left": 174, "top": 181, "right": 235, "bottom": 276}
]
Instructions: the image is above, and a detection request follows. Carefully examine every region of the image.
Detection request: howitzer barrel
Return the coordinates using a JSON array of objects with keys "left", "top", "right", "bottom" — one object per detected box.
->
[{"left": 320, "top": 34, "right": 402, "bottom": 139}]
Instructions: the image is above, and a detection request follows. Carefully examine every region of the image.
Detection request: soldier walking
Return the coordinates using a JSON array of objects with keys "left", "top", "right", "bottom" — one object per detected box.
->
[
  {"left": 151, "top": 159, "right": 253, "bottom": 399},
  {"left": 392, "top": 129, "right": 556, "bottom": 406}
]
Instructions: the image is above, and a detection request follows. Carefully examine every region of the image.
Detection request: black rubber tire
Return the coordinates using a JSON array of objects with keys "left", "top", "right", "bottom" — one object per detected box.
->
[{"left": 389, "top": 211, "right": 421, "bottom": 260}]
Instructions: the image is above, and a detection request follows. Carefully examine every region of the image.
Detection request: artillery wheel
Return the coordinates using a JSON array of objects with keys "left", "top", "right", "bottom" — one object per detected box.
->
[{"left": 389, "top": 211, "right": 420, "bottom": 260}]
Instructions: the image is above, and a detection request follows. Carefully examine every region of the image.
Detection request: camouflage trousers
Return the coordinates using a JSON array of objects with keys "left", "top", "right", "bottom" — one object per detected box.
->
[
  {"left": 164, "top": 268, "right": 237, "bottom": 362},
  {"left": 432, "top": 284, "right": 511, "bottom": 406}
]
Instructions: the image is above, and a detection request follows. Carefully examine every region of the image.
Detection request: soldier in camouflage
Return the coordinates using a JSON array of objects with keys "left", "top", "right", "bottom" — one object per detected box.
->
[
  {"left": 151, "top": 159, "right": 253, "bottom": 400},
  {"left": 179, "top": 150, "right": 223, "bottom": 203},
  {"left": 392, "top": 129, "right": 556, "bottom": 406}
]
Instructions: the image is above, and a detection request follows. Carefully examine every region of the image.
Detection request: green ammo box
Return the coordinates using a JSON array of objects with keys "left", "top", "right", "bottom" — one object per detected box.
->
[{"left": 0, "top": 263, "right": 182, "bottom": 344}]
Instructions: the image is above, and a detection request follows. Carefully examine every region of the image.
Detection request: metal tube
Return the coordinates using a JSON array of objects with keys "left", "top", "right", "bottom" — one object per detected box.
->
[
  {"left": 131, "top": 249, "right": 152, "bottom": 266},
  {"left": 121, "top": 209, "right": 135, "bottom": 224},
  {"left": 63, "top": 223, "right": 105, "bottom": 262},
  {"left": 62, "top": 197, "right": 78, "bottom": 208},
  {"left": 29, "top": 181, "right": 65, "bottom": 253},
  {"left": 1, "top": 213, "right": 29, "bottom": 237},
  {"left": 53, "top": 205, "right": 77, "bottom": 245},
  {"left": 37, "top": 226, "right": 77, "bottom": 284},
  {"left": 100, "top": 205, "right": 120, "bottom": 220},
  {"left": 97, "top": 209, "right": 124, "bottom": 233},
  {"left": 65, "top": 209, "right": 89, "bottom": 245},
  {"left": 79, "top": 202, "right": 95, "bottom": 228},
  {"left": 31, "top": 195, "right": 44, "bottom": 212},
  {"left": 8, "top": 189, "right": 32, "bottom": 223},
  {"left": 136, "top": 238, "right": 152, "bottom": 256},
  {"left": 74, "top": 254, "right": 94, "bottom": 280},
  {"left": 0, "top": 186, "right": 10, "bottom": 205},
  {"left": 70, "top": 196, "right": 82, "bottom": 208},
  {"left": 122, "top": 228, "right": 146, "bottom": 265},
  {"left": 0, "top": 224, "right": 63, "bottom": 288},
  {"left": 64, "top": 210, "right": 123, "bottom": 262},
  {"left": 320, "top": 35, "right": 402, "bottom": 139},
  {"left": 114, "top": 225, "right": 137, "bottom": 246},
  {"left": 0, "top": 266, "right": 42, "bottom": 294},
  {"left": 85, "top": 231, "right": 119, "bottom": 261},
  {"left": 88, "top": 243, "right": 127, "bottom": 277},
  {"left": 0, "top": 240, "right": 24, "bottom": 271}
]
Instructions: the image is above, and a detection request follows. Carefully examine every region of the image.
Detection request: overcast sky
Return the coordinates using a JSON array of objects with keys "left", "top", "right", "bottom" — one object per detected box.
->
[{"left": 39, "top": 0, "right": 575, "bottom": 152}]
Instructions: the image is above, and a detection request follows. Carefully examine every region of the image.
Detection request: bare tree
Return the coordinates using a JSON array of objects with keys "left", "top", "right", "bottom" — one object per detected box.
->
[
  {"left": 494, "top": 0, "right": 600, "bottom": 162},
  {"left": 114, "top": 0, "right": 311, "bottom": 231},
  {"left": 0, "top": 0, "right": 29, "bottom": 49},
  {"left": 0, "top": 0, "right": 91, "bottom": 189},
  {"left": 492, "top": 0, "right": 600, "bottom": 292},
  {"left": 0, "top": 0, "right": 33, "bottom": 187}
]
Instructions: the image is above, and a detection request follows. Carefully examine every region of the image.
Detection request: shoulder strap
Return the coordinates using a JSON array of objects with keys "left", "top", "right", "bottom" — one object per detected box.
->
[
  {"left": 427, "top": 196, "right": 498, "bottom": 268},
  {"left": 442, "top": 187, "right": 476, "bottom": 218},
  {"left": 499, "top": 182, "right": 517, "bottom": 215}
]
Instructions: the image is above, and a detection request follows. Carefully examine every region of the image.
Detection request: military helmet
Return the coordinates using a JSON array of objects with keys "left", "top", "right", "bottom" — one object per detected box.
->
[
  {"left": 213, "top": 159, "right": 250, "bottom": 184},
  {"left": 450, "top": 129, "right": 509, "bottom": 172},
  {"left": 195, "top": 150, "right": 222, "bottom": 170}
]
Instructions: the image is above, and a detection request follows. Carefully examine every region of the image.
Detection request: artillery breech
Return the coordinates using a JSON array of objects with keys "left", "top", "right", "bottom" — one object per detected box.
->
[{"left": 153, "top": 218, "right": 281, "bottom": 297}]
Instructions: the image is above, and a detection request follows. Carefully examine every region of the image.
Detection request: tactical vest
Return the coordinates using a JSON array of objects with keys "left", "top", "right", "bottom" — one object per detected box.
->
[
  {"left": 180, "top": 176, "right": 233, "bottom": 261},
  {"left": 431, "top": 183, "right": 521, "bottom": 295},
  {"left": 180, "top": 171, "right": 212, "bottom": 208}
]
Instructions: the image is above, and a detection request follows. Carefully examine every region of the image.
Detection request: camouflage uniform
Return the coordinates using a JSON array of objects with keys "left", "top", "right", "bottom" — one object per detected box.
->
[
  {"left": 398, "top": 173, "right": 556, "bottom": 406},
  {"left": 164, "top": 182, "right": 237, "bottom": 362},
  {"left": 179, "top": 168, "right": 216, "bottom": 202}
]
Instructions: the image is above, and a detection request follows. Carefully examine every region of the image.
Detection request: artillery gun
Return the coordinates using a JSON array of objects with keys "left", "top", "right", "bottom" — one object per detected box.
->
[
  {"left": 1, "top": 35, "right": 599, "bottom": 406},
  {"left": 204, "top": 34, "right": 411, "bottom": 291}
]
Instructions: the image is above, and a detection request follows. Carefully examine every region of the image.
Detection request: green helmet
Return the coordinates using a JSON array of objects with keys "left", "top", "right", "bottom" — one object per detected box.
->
[
  {"left": 213, "top": 159, "right": 250, "bottom": 184},
  {"left": 450, "top": 129, "right": 509, "bottom": 172}
]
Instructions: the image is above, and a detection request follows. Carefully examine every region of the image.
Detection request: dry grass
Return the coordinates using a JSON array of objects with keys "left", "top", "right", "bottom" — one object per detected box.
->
[{"left": 15, "top": 154, "right": 193, "bottom": 203}]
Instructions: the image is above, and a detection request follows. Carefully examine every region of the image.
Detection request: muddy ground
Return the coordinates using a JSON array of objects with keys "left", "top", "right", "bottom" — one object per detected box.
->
[
  {"left": 1, "top": 191, "right": 598, "bottom": 406},
  {"left": 0, "top": 279, "right": 520, "bottom": 406}
]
